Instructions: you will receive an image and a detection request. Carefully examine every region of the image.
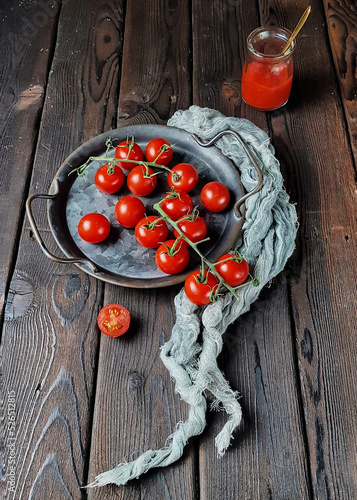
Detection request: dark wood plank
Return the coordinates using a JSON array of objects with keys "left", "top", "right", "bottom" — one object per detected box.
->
[
  {"left": 192, "top": 1, "right": 310, "bottom": 498},
  {"left": 201, "top": 280, "right": 310, "bottom": 500},
  {"left": 118, "top": 0, "right": 192, "bottom": 126},
  {"left": 88, "top": 287, "right": 198, "bottom": 500},
  {"left": 267, "top": 1, "right": 357, "bottom": 498},
  {"left": 1, "top": 0, "right": 355, "bottom": 499},
  {"left": 192, "top": 0, "right": 253, "bottom": 118},
  {"left": 323, "top": 0, "right": 357, "bottom": 161},
  {"left": 0, "top": 0, "right": 60, "bottom": 316},
  {"left": 0, "top": 0, "right": 124, "bottom": 498},
  {"left": 87, "top": 1, "right": 195, "bottom": 499}
]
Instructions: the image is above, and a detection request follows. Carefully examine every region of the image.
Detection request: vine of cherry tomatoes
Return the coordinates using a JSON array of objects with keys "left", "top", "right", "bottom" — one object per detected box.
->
[{"left": 76, "top": 135, "right": 256, "bottom": 308}]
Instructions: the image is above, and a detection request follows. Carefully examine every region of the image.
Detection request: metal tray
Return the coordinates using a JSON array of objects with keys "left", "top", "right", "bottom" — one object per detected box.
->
[{"left": 26, "top": 125, "right": 263, "bottom": 288}]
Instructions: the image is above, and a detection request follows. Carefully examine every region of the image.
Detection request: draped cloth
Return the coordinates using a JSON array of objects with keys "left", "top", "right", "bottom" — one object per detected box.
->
[{"left": 87, "top": 106, "right": 298, "bottom": 487}]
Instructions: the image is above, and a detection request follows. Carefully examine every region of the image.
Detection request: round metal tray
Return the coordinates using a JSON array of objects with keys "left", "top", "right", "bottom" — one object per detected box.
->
[{"left": 26, "top": 125, "right": 261, "bottom": 288}]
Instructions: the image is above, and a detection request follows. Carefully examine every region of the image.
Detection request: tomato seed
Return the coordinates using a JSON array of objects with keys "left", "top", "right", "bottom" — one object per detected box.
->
[{"left": 103, "top": 320, "right": 123, "bottom": 332}]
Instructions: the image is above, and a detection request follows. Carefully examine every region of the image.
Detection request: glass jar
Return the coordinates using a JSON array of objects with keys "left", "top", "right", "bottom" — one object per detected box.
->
[{"left": 241, "top": 26, "right": 295, "bottom": 111}]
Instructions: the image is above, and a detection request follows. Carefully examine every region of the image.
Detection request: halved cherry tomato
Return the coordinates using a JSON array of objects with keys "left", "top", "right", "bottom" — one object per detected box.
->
[
  {"left": 155, "top": 239, "right": 190, "bottom": 274},
  {"left": 161, "top": 190, "right": 193, "bottom": 221},
  {"left": 200, "top": 181, "right": 230, "bottom": 212},
  {"left": 135, "top": 216, "right": 169, "bottom": 248},
  {"left": 215, "top": 253, "right": 249, "bottom": 287},
  {"left": 127, "top": 165, "right": 158, "bottom": 196},
  {"left": 78, "top": 213, "right": 110, "bottom": 243},
  {"left": 97, "top": 304, "right": 131, "bottom": 337},
  {"left": 167, "top": 163, "right": 199, "bottom": 193},
  {"left": 94, "top": 164, "right": 125, "bottom": 194},
  {"left": 174, "top": 213, "right": 207, "bottom": 244},
  {"left": 145, "top": 138, "right": 173, "bottom": 165},
  {"left": 115, "top": 196, "right": 146, "bottom": 228},
  {"left": 115, "top": 137, "right": 144, "bottom": 171},
  {"left": 184, "top": 270, "right": 219, "bottom": 305}
]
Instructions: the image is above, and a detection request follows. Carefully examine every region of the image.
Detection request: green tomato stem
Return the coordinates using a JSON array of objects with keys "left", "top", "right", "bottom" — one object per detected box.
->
[
  {"left": 70, "top": 153, "right": 173, "bottom": 177},
  {"left": 153, "top": 143, "right": 172, "bottom": 164},
  {"left": 153, "top": 200, "right": 241, "bottom": 301},
  {"left": 71, "top": 139, "right": 258, "bottom": 304}
]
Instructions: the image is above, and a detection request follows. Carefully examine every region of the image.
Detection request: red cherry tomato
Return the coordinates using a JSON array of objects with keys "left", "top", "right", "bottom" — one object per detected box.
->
[
  {"left": 97, "top": 304, "right": 131, "bottom": 337},
  {"left": 174, "top": 215, "right": 207, "bottom": 244},
  {"left": 78, "top": 213, "right": 110, "bottom": 243},
  {"left": 155, "top": 239, "right": 190, "bottom": 275},
  {"left": 200, "top": 181, "right": 230, "bottom": 212},
  {"left": 145, "top": 138, "right": 173, "bottom": 165},
  {"left": 167, "top": 163, "right": 199, "bottom": 193},
  {"left": 215, "top": 254, "right": 249, "bottom": 287},
  {"left": 135, "top": 216, "right": 169, "bottom": 248},
  {"left": 184, "top": 270, "right": 219, "bottom": 305},
  {"left": 114, "top": 138, "right": 144, "bottom": 170},
  {"left": 94, "top": 164, "right": 125, "bottom": 194},
  {"left": 114, "top": 196, "right": 146, "bottom": 228},
  {"left": 161, "top": 190, "right": 193, "bottom": 221},
  {"left": 127, "top": 165, "right": 157, "bottom": 196}
]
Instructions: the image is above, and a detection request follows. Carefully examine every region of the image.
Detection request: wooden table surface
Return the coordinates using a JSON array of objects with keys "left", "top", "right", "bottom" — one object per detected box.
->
[{"left": 1, "top": 0, "right": 356, "bottom": 499}]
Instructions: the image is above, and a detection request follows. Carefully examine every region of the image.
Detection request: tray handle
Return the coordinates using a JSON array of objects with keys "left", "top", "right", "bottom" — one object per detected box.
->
[
  {"left": 192, "top": 129, "right": 264, "bottom": 218},
  {"left": 26, "top": 180, "right": 98, "bottom": 272}
]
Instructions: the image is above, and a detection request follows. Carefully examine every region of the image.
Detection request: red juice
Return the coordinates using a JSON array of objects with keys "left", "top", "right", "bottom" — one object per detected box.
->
[
  {"left": 241, "top": 61, "right": 293, "bottom": 110},
  {"left": 241, "top": 27, "right": 295, "bottom": 111}
]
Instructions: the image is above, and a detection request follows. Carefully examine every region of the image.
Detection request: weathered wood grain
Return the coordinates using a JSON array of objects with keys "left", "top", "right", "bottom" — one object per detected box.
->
[
  {"left": 200, "top": 280, "right": 311, "bottom": 500},
  {"left": 87, "top": 286, "right": 198, "bottom": 500},
  {"left": 1, "top": 268, "right": 100, "bottom": 500},
  {"left": 193, "top": 1, "right": 310, "bottom": 498},
  {"left": 1, "top": 0, "right": 356, "bottom": 499},
  {"left": 192, "top": 0, "right": 247, "bottom": 117},
  {"left": 0, "top": 0, "right": 60, "bottom": 318},
  {"left": 87, "top": 1, "right": 195, "bottom": 499},
  {"left": 118, "top": 0, "right": 192, "bottom": 126},
  {"left": 0, "top": 0, "right": 124, "bottom": 498},
  {"left": 323, "top": 0, "right": 357, "bottom": 161},
  {"left": 268, "top": 2, "right": 357, "bottom": 499}
]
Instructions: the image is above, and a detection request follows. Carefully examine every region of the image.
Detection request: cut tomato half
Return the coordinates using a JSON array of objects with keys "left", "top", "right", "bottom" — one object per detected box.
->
[{"left": 97, "top": 304, "right": 131, "bottom": 337}]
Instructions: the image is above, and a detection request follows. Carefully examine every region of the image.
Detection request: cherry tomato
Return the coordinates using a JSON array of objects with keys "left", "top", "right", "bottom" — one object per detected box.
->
[
  {"left": 145, "top": 138, "right": 173, "bottom": 165},
  {"left": 161, "top": 190, "right": 193, "bottom": 221},
  {"left": 184, "top": 270, "right": 219, "bottom": 305},
  {"left": 215, "top": 254, "right": 249, "bottom": 287},
  {"left": 78, "top": 213, "right": 110, "bottom": 243},
  {"left": 200, "top": 181, "right": 230, "bottom": 212},
  {"left": 97, "top": 304, "right": 131, "bottom": 337},
  {"left": 135, "top": 216, "right": 169, "bottom": 248},
  {"left": 114, "top": 196, "right": 146, "bottom": 228},
  {"left": 155, "top": 239, "right": 190, "bottom": 275},
  {"left": 127, "top": 165, "right": 158, "bottom": 196},
  {"left": 167, "top": 163, "right": 199, "bottom": 193},
  {"left": 94, "top": 164, "right": 125, "bottom": 194},
  {"left": 115, "top": 137, "right": 144, "bottom": 170},
  {"left": 174, "top": 215, "right": 207, "bottom": 244}
]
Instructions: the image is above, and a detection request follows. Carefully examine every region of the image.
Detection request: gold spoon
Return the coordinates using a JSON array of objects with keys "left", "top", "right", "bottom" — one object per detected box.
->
[{"left": 279, "top": 6, "right": 311, "bottom": 55}]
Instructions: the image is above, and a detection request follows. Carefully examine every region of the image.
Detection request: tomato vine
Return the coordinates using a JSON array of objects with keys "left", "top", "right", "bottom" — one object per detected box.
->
[
  {"left": 72, "top": 135, "right": 259, "bottom": 304},
  {"left": 153, "top": 198, "right": 259, "bottom": 301},
  {"left": 70, "top": 137, "right": 173, "bottom": 178}
]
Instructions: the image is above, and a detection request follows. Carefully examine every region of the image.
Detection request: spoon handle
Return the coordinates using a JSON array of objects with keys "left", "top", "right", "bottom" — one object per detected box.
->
[{"left": 281, "top": 5, "right": 311, "bottom": 54}]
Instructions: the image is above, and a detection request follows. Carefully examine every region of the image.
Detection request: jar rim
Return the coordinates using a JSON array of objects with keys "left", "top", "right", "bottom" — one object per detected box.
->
[{"left": 247, "top": 26, "right": 296, "bottom": 60}]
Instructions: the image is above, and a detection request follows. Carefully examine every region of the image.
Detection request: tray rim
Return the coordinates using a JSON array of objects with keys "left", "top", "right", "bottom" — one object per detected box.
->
[{"left": 45, "top": 124, "right": 246, "bottom": 288}]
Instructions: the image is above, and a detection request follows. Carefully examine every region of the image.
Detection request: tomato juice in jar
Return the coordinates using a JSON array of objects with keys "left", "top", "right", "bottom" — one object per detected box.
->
[{"left": 241, "top": 27, "right": 295, "bottom": 111}]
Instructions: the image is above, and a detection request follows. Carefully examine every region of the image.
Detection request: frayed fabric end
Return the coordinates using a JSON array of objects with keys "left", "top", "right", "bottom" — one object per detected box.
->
[{"left": 89, "top": 106, "right": 298, "bottom": 487}]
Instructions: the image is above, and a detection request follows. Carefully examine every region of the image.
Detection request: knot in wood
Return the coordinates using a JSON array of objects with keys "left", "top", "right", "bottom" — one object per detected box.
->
[
  {"left": 119, "top": 100, "right": 141, "bottom": 119},
  {"left": 300, "top": 328, "right": 313, "bottom": 364},
  {"left": 6, "top": 275, "right": 34, "bottom": 319},
  {"left": 128, "top": 371, "right": 144, "bottom": 390},
  {"left": 17, "top": 84, "right": 44, "bottom": 110},
  {"left": 221, "top": 81, "right": 241, "bottom": 106}
]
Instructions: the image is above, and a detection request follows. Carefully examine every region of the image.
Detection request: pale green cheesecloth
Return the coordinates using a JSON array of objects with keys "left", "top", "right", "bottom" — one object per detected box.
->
[{"left": 88, "top": 106, "right": 298, "bottom": 487}]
